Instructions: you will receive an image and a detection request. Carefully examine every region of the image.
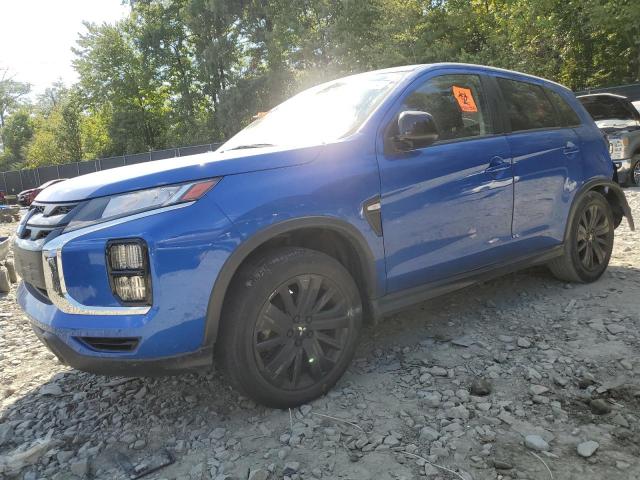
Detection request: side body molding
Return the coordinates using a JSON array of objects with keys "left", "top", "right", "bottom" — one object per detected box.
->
[{"left": 203, "top": 216, "right": 379, "bottom": 346}]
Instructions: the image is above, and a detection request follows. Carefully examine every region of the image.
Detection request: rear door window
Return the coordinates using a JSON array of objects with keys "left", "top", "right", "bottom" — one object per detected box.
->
[
  {"left": 497, "top": 77, "right": 559, "bottom": 132},
  {"left": 401, "top": 74, "right": 494, "bottom": 142}
]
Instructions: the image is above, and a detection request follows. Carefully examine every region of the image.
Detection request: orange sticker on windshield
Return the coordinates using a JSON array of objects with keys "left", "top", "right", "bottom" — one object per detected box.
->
[{"left": 452, "top": 86, "right": 478, "bottom": 112}]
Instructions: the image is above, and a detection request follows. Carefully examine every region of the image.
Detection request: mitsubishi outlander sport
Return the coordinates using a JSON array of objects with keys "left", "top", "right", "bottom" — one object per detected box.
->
[{"left": 13, "top": 64, "right": 634, "bottom": 407}]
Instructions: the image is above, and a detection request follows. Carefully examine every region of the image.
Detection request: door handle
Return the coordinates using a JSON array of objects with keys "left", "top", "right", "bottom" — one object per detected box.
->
[
  {"left": 563, "top": 141, "right": 580, "bottom": 156},
  {"left": 484, "top": 156, "right": 511, "bottom": 174}
]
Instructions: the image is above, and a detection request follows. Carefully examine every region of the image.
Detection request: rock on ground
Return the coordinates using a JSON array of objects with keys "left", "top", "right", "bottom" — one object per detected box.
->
[
  {"left": 525, "top": 435, "right": 550, "bottom": 452},
  {"left": 577, "top": 440, "right": 600, "bottom": 458}
]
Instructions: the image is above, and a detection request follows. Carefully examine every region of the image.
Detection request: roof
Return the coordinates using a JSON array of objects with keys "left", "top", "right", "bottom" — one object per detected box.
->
[{"left": 406, "top": 63, "right": 572, "bottom": 91}]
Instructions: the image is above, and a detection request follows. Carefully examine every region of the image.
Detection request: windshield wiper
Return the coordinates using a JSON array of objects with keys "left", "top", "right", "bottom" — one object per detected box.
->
[{"left": 227, "top": 143, "right": 276, "bottom": 151}]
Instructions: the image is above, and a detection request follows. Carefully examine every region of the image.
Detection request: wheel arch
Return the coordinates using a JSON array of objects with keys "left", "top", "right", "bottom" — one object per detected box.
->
[
  {"left": 564, "top": 178, "right": 635, "bottom": 242},
  {"left": 203, "top": 217, "right": 378, "bottom": 347}
]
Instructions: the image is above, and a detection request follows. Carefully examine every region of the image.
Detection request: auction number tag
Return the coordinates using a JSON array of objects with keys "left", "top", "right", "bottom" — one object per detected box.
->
[{"left": 452, "top": 86, "right": 478, "bottom": 112}]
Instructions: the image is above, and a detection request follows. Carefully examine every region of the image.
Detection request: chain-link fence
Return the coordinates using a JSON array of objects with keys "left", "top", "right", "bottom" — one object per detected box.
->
[{"left": 0, "top": 143, "right": 222, "bottom": 195}]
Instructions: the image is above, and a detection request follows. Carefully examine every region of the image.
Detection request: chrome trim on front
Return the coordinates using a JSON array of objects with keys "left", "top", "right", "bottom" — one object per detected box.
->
[{"left": 40, "top": 202, "right": 193, "bottom": 316}]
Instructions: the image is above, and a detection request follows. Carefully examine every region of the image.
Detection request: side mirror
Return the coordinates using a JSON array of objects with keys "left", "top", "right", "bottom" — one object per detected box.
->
[{"left": 396, "top": 111, "right": 438, "bottom": 150}]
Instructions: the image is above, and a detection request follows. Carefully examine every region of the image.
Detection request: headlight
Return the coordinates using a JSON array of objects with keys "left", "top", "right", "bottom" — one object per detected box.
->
[{"left": 64, "top": 178, "right": 220, "bottom": 232}]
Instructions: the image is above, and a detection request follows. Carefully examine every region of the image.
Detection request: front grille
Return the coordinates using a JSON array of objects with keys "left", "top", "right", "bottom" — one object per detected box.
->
[
  {"left": 14, "top": 201, "right": 82, "bottom": 292},
  {"left": 13, "top": 245, "right": 47, "bottom": 290},
  {"left": 78, "top": 337, "right": 140, "bottom": 352},
  {"left": 19, "top": 227, "right": 50, "bottom": 241},
  {"left": 18, "top": 202, "right": 80, "bottom": 241}
]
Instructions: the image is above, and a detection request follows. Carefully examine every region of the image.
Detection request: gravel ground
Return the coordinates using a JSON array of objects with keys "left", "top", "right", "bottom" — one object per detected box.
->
[{"left": 1, "top": 188, "right": 639, "bottom": 480}]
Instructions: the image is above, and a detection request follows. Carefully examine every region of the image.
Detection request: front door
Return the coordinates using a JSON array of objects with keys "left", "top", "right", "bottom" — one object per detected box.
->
[{"left": 377, "top": 72, "right": 515, "bottom": 293}]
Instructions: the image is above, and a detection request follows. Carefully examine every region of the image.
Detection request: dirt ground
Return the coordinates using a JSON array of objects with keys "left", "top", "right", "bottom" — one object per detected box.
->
[{"left": 1, "top": 188, "right": 639, "bottom": 480}]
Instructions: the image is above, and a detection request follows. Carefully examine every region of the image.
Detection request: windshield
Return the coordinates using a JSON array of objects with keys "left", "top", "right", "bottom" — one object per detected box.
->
[{"left": 220, "top": 70, "right": 407, "bottom": 151}]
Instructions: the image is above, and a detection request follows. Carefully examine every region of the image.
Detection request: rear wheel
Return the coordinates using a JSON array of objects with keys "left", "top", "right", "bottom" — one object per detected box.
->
[
  {"left": 548, "top": 191, "right": 614, "bottom": 283},
  {"left": 632, "top": 154, "right": 640, "bottom": 186},
  {"left": 217, "top": 247, "right": 362, "bottom": 408}
]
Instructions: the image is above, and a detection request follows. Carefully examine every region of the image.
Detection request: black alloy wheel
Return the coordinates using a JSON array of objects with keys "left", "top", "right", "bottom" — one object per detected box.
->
[
  {"left": 253, "top": 274, "right": 352, "bottom": 390},
  {"left": 218, "top": 247, "right": 362, "bottom": 408},
  {"left": 576, "top": 203, "right": 612, "bottom": 271},
  {"left": 547, "top": 191, "right": 614, "bottom": 283}
]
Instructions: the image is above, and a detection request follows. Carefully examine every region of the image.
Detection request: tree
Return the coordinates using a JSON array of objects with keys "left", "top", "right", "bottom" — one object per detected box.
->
[
  {"left": 0, "top": 108, "right": 33, "bottom": 169},
  {"left": 37, "top": 80, "right": 68, "bottom": 114},
  {"left": 25, "top": 114, "right": 63, "bottom": 167},
  {"left": 132, "top": 0, "right": 209, "bottom": 144},
  {"left": 26, "top": 90, "right": 104, "bottom": 166},
  {"left": 0, "top": 69, "right": 30, "bottom": 128},
  {"left": 35, "top": 0, "right": 637, "bottom": 166},
  {"left": 80, "top": 105, "right": 112, "bottom": 160},
  {"left": 73, "top": 20, "right": 169, "bottom": 154}
]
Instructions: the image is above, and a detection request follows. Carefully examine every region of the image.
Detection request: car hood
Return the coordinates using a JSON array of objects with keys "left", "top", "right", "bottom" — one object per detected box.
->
[
  {"left": 36, "top": 145, "right": 323, "bottom": 203},
  {"left": 578, "top": 93, "right": 640, "bottom": 125}
]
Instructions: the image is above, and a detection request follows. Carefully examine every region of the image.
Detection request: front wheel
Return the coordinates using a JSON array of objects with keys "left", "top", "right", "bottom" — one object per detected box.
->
[
  {"left": 217, "top": 247, "right": 362, "bottom": 408},
  {"left": 548, "top": 191, "right": 614, "bottom": 283}
]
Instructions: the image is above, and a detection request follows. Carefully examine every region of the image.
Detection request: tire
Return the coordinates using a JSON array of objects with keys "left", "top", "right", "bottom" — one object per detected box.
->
[
  {"left": 4, "top": 259, "right": 17, "bottom": 283},
  {"left": 548, "top": 191, "right": 614, "bottom": 283},
  {"left": 0, "top": 267, "right": 10, "bottom": 293},
  {"left": 632, "top": 154, "right": 640, "bottom": 186},
  {"left": 217, "top": 247, "right": 362, "bottom": 408}
]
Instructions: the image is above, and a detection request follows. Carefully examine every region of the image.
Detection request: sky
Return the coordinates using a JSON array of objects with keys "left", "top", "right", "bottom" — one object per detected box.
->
[{"left": 0, "top": 0, "right": 129, "bottom": 96}]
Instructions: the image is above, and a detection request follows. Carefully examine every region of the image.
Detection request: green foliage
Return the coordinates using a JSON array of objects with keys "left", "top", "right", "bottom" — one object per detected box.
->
[
  {"left": 0, "top": 69, "right": 30, "bottom": 128},
  {"left": 2, "top": 0, "right": 639, "bottom": 169},
  {"left": 0, "top": 108, "right": 33, "bottom": 169},
  {"left": 73, "top": 19, "right": 171, "bottom": 155},
  {"left": 80, "top": 106, "right": 112, "bottom": 160},
  {"left": 26, "top": 90, "right": 109, "bottom": 167}
]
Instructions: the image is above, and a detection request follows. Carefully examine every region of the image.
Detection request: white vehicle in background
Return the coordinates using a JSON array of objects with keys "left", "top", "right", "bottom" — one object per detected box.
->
[{"left": 578, "top": 93, "right": 640, "bottom": 187}]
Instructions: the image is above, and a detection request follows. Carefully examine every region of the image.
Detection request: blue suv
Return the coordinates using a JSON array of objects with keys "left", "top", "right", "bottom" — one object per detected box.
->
[{"left": 13, "top": 64, "right": 634, "bottom": 407}]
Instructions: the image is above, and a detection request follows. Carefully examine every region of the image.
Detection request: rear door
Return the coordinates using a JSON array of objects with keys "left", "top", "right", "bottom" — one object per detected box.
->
[{"left": 492, "top": 76, "right": 583, "bottom": 250}]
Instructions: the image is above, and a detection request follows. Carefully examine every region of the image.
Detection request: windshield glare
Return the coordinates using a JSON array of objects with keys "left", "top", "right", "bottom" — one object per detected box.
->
[{"left": 221, "top": 71, "right": 406, "bottom": 151}]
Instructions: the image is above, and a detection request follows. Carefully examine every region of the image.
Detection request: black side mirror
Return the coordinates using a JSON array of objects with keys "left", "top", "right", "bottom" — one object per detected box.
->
[{"left": 395, "top": 110, "right": 439, "bottom": 150}]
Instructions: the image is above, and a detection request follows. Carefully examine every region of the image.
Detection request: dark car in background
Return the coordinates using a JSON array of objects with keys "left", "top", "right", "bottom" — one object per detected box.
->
[
  {"left": 578, "top": 93, "right": 640, "bottom": 186},
  {"left": 17, "top": 188, "right": 36, "bottom": 206},
  {"left": 17, "top": 179, "right": 67, "bottom": 206}
]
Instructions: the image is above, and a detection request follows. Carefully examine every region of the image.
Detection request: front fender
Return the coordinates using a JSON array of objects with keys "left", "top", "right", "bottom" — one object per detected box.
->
[{"left": 203, "top": 216, "right": 378, "bottom": 347}]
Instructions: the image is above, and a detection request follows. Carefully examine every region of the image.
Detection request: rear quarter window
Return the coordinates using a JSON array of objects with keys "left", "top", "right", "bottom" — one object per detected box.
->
[
  {"left": 546, "top": 89, "right": 582, "bottom": 127},
  {"left": 497, "top": 77, "right": 559, "bottom": 132}
]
